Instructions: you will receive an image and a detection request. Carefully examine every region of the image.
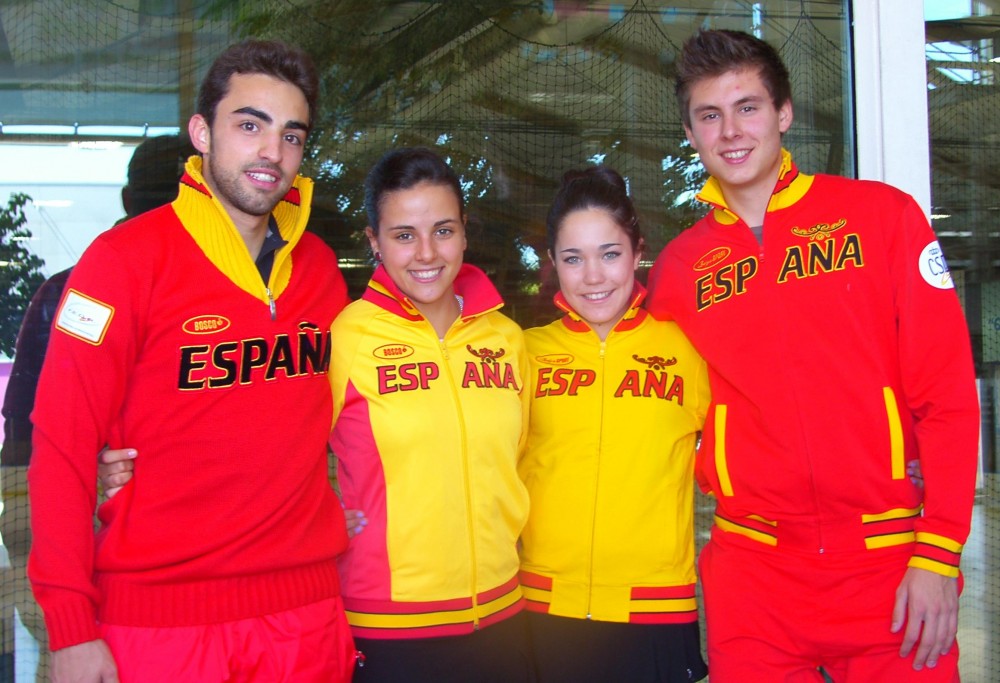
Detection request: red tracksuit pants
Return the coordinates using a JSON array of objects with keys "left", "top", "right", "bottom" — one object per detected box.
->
[
  {"left": 700, "top": 527, "right": 961, "bottom": 682},
  {"left": 100, "top": 596, "right": 357, "bottom": 683}
]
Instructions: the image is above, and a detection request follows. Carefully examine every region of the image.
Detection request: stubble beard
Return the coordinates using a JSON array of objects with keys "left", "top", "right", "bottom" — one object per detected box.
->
[{"left": 203, "top": 154, "right": 286, "bottom": 218}]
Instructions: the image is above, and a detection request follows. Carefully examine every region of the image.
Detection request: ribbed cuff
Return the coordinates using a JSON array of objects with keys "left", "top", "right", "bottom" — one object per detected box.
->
[{"left": 43, "top": 594, "right": 101, "bottom": 651}]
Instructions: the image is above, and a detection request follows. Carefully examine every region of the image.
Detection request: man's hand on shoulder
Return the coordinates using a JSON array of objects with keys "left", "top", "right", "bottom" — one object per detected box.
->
[
  {"left": 891, "top": 566, "right": 959, "bottom": 671},
  {"left": 52, "top": 639, "right": 120, "bottom": 683}
]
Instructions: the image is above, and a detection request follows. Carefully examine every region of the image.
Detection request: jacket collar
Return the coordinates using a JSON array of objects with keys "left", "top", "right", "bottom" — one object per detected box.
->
[
  {"left": 555, "top": 280, "right": 648, "bottom": 334},
  {"left": 696, "top": 148, "right": 814, "bottom": 226},
  {"left": 171, "top": 155, "right": 314, "bottom": 302},
  {"left": 362, "top": 262, "right": 505, "bottom": 322}
]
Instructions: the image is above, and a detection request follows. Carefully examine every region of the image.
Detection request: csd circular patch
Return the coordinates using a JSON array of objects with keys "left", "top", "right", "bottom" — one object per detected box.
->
[{"left": 918, "top": 240, "right": 954, "bottom": 290}]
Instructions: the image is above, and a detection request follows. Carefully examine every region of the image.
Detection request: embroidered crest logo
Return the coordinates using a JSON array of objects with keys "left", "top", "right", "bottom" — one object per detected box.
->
[
  {"left": 791, "top": 218, "right": 847, "bottom": 241},
  {"left": 466, "top": 345, "right": 506, "bottom": 363},
  {"left": 462, "top": 345, "right": 518, "bottom": 390},
  {"left": 632, "top": 354, "right": 677, "bottom": 371}
]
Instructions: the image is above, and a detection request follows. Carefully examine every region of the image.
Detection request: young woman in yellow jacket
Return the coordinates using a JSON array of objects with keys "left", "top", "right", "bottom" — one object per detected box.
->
[
  {"left": 518, "top": 166, "right": 709, "bottom": 683},
  {"left": 330, "top": 147, "right": 534, "bottom": 682}
]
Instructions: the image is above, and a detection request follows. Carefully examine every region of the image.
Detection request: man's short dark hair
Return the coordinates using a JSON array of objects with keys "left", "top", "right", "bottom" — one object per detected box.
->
[
  {"left": 675, "top": 29, "right": 791, "bottom": 129},
  {"left": 196, "top": 40, "right": 319, "bottom": 129}
]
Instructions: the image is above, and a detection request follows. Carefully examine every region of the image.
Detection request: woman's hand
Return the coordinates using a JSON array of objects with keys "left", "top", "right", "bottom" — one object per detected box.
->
[
  {"left": 344, "top": 508, "right": 368, "bottom": 538},
  {"left": 98, "top": 448, "right": 137, "bottom": 498}
]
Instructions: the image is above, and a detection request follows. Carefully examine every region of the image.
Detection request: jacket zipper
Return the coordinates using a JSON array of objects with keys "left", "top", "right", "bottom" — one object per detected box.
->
[
  {"left": 586, "top": 337, "right": 608, "bottom": 618},
  {"left": 437, "top": 330, "right": 478, "bottom": 628}
]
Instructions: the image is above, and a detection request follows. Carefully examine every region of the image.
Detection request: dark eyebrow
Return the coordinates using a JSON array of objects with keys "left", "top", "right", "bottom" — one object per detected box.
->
[
  {"left": 233, "top": 106, "right": 272, "bottom": 124},
  {"left": 558, "top": 242, "right": 622, "bottom": 254},
  {"left": 691, "top": 104, "right": 719, "bottom": 116},
  {"left": 233, "top": 106, "right": 310, "bottom": 133},
  {"left": 385, "top": 217, "right": 460, "bottom": 232},
  {"left": 692, "top": 94, "right": 766, "bottom": 116}
]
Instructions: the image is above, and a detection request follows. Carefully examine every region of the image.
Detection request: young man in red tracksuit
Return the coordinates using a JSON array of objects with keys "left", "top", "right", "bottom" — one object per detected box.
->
[
  {"left": 647, "top": 30, "right": 979, "bottom": 682},
  {"left": 28, "top": 41, "right": 355, "bottom": 683}
]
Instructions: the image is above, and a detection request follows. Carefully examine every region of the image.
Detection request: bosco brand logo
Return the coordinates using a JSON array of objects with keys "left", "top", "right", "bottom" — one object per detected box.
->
[
  {"left": 374, "top": 343, "right": 415, "bottom": 360},
  {"left": 694, "top": 246, "right": 731, "bottom": 271},
  {"left": 183, "top": 315, "right": 231, "bottom": 335}
]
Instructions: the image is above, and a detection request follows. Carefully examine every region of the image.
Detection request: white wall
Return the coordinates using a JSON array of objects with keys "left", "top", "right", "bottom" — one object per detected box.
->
[
  {"left": 852, "top": 0, "right": 932, "bottom": 213},
  {"left": 0, "top": 143, "right": 137, "bottom": 276}
]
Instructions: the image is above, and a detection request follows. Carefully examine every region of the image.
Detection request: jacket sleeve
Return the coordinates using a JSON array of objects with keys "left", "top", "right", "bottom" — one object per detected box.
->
[
  {"left": 27, "top": 237, "right": 141, "bottom": 649},
  {"left": 513, "top": 324, "right": 531, "bottom": 462},
  {"left": 328, "top": 308, "right": 361, "bottom": 430},
  {"left": 889, "top": 193, "right": 979, "bottom": 578}
]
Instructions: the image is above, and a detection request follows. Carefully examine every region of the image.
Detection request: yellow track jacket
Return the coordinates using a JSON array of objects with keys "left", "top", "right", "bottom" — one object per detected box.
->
[
  {"left": 519, "top": 284, "right": 710, "bottom": 624},
  {"left": 329, "top": 263, "right": 530, "bottom": 639}
]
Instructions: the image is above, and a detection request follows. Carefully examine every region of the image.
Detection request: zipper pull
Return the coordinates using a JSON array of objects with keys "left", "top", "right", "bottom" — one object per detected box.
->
[{"left": 266, "top": 287, "right": 276, "bottom": 320}]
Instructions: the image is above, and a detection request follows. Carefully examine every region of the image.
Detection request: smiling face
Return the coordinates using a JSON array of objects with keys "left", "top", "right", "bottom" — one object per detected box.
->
[
  {"left": 188, "top": 72, "right": 309, "bottom": 235},
  {"left": 551, "top": 207, "right": 641, "bottom": 340},
  {"left": 366, "top": 181, "right": 467, "bottom": 318},
  {"left": 683, "top": 67, "right": 792, "bottom": 205}
]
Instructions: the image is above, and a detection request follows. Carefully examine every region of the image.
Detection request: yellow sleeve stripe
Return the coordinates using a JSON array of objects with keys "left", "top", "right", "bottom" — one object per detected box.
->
[
  {"left": 915, "top": 532, "right": 964, "bottom": 553},
  {"left": 714, "top": 405, "right": 733, "bottom": 497},
  {"left": 883, "top": 387, "right": 905, "bottom": 480},
  {"left": 908, "top": 556, "right": 961, "bottom": 579}
]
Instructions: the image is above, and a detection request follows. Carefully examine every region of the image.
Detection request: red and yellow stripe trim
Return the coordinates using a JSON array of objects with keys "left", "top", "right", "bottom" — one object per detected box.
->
[
  {"left": 344, "top": 576, "right": 523, "bottom": 639},
  {"left": 861, "top": 506, "right": 920, "bottom": 550},
  {"left": 713, "top": 512, "right": 777, "bottom": 546},
  {"left": 519, "top": 571, "right": 698, "bottom": 624},
  {"left": 908, "top": 532, "right": 963, "bottom": 578}
]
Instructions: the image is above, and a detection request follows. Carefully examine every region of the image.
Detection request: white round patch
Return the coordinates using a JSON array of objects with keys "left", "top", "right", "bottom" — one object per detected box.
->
[{"left": 918, "top": 240, "right": 954, "bottom": 290}]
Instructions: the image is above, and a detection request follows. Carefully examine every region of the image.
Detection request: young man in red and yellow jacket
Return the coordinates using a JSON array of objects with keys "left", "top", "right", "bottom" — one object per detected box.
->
[
  {"left": 647, "top": 29, "right": 978, "bottom": 682},
  {"left": 28, "top": 41, "right": 355, "bottom": 683}
]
